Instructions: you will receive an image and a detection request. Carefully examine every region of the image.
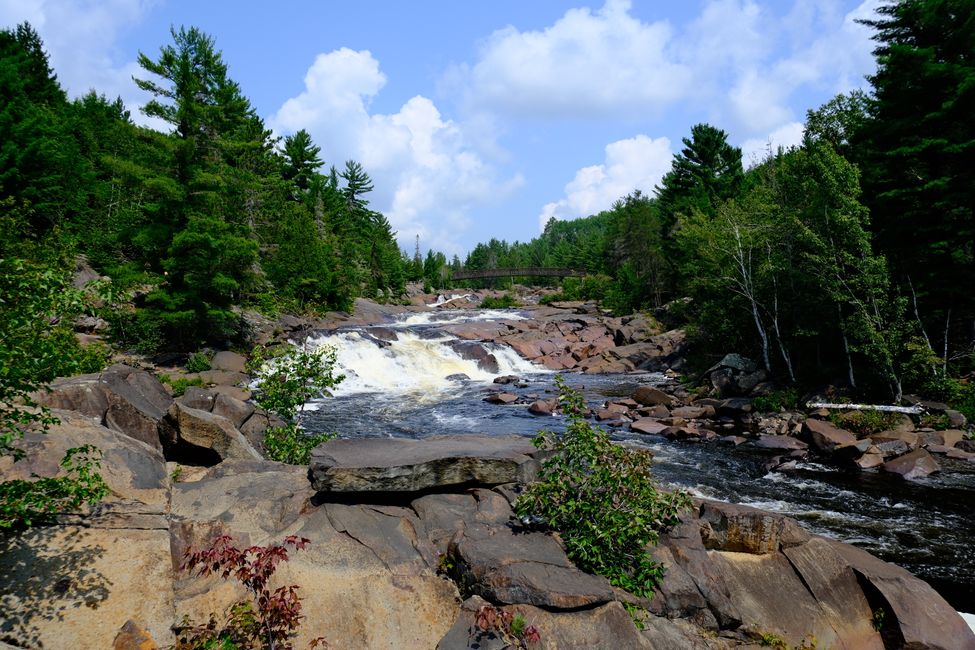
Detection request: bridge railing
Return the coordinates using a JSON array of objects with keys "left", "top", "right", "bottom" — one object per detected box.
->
[{"left": 451, "top": 267, "right": 586, "bottom": 280}]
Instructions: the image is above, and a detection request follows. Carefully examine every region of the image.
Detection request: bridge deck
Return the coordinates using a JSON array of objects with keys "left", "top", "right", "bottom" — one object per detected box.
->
[{"left": 452, "top": 267, "right": 586, "bottom": 280}]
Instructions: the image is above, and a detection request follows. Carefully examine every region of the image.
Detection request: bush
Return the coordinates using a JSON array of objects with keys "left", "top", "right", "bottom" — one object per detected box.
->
[
  {"left": 177, "top": 535, "right": 326, "bottom": 649},
  {"left": 185, "top": 350, "right": 212, "bottom": 373},
  {"left": 752, "top": 389, "right": 799, "bottom": 413},
  {"left": 158, "top": 374, "right": 206, "bottom": 397},
  {"left": 480, "top": 293, "right": 519, "bottom": 309},
  {"left": 250, "top": 343, "right": 344, "bottom": 465},
  {"left": 830, "top": 409, "right": 901, "bottom": 436},
  {"left": 514, "top": 377, "right": 691, "bottom": 598}
]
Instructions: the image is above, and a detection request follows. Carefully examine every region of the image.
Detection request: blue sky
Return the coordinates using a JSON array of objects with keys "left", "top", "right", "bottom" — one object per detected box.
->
[{"left": 1, "top": 0, "right": 880, "bottom": 255}]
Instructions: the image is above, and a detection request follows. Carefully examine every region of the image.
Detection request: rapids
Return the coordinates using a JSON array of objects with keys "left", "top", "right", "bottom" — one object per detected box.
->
[{"left": 299, "top": 308, "right": 975, "bottom": 612}]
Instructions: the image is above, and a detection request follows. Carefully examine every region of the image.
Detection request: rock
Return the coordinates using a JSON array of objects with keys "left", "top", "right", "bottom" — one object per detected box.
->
[
  {"left": 238, "top": 410, "right": 286, "bottom": 451},
  {"left": 946, "top": 448, "right": 975, "bottom": 461},
  {"left": 856, "top": 452, "right": 885, "bottom": 469},
  {"left": 671, "top": 405, "right": 715, "bottom": 419},
  {"left": 447, "top": 340, "right": 500, "bottom": 374},
  {"left": 194, "top": 369, "right": 249, "bottom": 387},
  {"left": 483, "top": 391, "right": 518, "bottom": 404},
  {"left": 881, "top": 449, "right": 940, "bottom": 480},
  {"left": 921, "top": 429, "right": 965, "bottom": 448},
  {"left": 493, "top": 375, "right": 519, "bottom": 384},
  {"left": 211, "top": 393, "right": 255, "bottom": 429},
  {"left": 209, "top": 351, "right": 248, "bottom": 374},
  {"left": 803, "top": 419, "right": 857, "bottom": 452},
  {"left": 113, "top": 620, "right": 159, "bottom": 650},
  {"left": 176, "top": 386, "right": 216, "bottom": 411},
  {"left": 449, "top": 527, "right": 615, "bottom": 610},
  {"left": 872, "top": 430, "right": 920, "bottom": 451},
  {"left": 957, "top": 439, "right": 975, "bottom": 453},
  {"left": 831, "top": 541, "right": 975, "bottom": 650},
  {"left": 35, "top": 364, "right": 174, "bottom": 453},
  {"left": 833, "top": 439, "right": 873, "bottom": 460},
  {"left": 630, "top": 418, "right": 669, "bottom": 435},
  {"left": 754, "top": 434, "right": 809, "bottom": 451},
  {"left": 699, "top": 501, "right": 810, "bottom": 554},
  {"left": 309, "top": 435, "right": 539, "bottom": 492},
  {"left": 945, "top": 409, "right": 967, "bottom": 429},
  {"left": 527, "top": 399, "right": 556, "bottom": 416},
  {"left": 632, "top": 386, "right": 673, "bottom": 407},
  {"left": 166, "top": 402, "right": 262, "bottom": 463},
  {"left": 208, "top": 384, "right": 252, "bottom": 402},
  {"left": 719, "top": 435, "right": 748, "bottom": 446},
  {"left": 0, "top": 411, "right": 174, "bottom": 648}
]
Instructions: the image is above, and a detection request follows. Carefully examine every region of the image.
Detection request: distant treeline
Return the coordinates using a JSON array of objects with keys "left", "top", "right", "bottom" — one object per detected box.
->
[{"left": 460, "top": 0, "right": 974, "bottom": 401}]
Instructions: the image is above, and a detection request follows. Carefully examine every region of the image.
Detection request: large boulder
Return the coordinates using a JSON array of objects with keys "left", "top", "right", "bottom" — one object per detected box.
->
[
  {"left": 308, "top": 435, "right": 539, "bottom": 492},
  {"left": 166, "top": 402, "right": 262, "bottom": 463},
  {"left": 881, "top": 448, "right": 940, "bottom": 480},
  {"left": 632, "top": 386, "right": 674, "bottom": 407},
  {"left": 34, "top": 364, "right": 174, "bottom": 452},
  {"left": 803, "top": 419, "right": 857, "bottom": 453}
]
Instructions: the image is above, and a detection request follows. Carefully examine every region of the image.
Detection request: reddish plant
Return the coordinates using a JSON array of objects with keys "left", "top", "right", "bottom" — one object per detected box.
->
[
  {"left": 178, "top": 534, "right": 326, "bottom": 650},
  {"left": 473, "top": 604, "right": 541, "bottom": 648}
]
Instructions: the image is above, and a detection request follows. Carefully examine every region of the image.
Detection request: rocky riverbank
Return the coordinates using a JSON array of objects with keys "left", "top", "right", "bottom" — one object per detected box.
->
[{"left": 2, "top": 361, "right": 973, "bottom": 648}]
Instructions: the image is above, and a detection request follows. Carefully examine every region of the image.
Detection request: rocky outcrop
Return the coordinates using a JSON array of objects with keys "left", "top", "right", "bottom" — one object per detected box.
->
[
  {"left": 308, "top": 435, "right": 540, "bottom": 492},
  {"left": 165, "top": 402, "right": 262, "bottom": 462},
  {"left": 34, "top": 364, "right": 175, "bottom": 453}
]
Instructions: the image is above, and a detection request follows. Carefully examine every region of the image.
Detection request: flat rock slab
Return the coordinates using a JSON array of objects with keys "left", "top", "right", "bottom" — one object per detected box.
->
[{"left": 309, "top": 435, "right": 539, "bottom": 492}]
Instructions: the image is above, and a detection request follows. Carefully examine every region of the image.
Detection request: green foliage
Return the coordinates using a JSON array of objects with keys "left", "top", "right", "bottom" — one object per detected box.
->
[
  {"left": 262, "top": 425, "right": 335, "bottom": 466},
  {"left": 829, "top": 410, "right": 901, "bottom": 436},
  {"left": 472, "top": 605, "right": 540, "bottom": 649},
  {"left": 249, "top": 343, "right": 344, "bottom": 465},
  {"left": 159, "top": 374, "right": 206, "bottom": 397},
  {"left": 0, "top": 445, "right": 109, "bottom": 529},
  {"left": 514, "top": 377, "right": 691, "bottom": 598},
  {"left": 872, "top": 607, "right": 887, "bottom": 632},
  {"left": 480, "top": 293, "right": 519, "bottom": 309},
  {"left": 177, "top": 535, "right": 326, "bottom": 650},
  {"left": 752, "top": 390, "right": 799, "bottom": 413},
  {"left": 186, "top": 351, "right": 212, "bottom": 373}
]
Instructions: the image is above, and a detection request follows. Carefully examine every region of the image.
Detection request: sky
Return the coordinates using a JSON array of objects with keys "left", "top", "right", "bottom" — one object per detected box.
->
[{"left": 0, "top": 0, "right": 881, "bottom": 256}]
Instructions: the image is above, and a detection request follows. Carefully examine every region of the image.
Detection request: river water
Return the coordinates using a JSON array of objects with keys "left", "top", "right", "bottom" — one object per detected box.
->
[{"left": 299, "top": 308, "right": 975, "bottom": 612}]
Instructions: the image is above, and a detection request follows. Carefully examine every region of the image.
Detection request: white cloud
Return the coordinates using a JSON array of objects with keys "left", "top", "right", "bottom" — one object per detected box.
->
[
  {"left": 0, "top": 0, "right": 157, "bottom": 124},
  {"left": 539, "top": 135, "right": 672, "bottom": 230},
  {"left": 740, "top": 121, "right": 805, "bottom": 166},
  {"left": 271, "top": 49, "right": 523, "bottom": 254},
  {"left": 452, "top": 0, "right": 689, "bottom": 119}
]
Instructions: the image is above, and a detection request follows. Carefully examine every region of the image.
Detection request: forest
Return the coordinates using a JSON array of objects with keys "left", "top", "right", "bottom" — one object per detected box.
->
[{"left": 0, "top": 0, "right": 972, "bottom": 407}]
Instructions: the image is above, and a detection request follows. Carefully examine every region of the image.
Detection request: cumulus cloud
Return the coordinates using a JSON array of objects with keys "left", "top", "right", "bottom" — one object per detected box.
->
[
  {"left": 450, "top": 0, "right": 689, "bottom": 119},
  {"left": 539, "top": 135, "right": 672, "bottom": 230},
  {"left": 271, "top": 49, "right": 523, "bottom": 254},
  {"left": 0, "top": 0, "right": 157, "bottom": 124}
]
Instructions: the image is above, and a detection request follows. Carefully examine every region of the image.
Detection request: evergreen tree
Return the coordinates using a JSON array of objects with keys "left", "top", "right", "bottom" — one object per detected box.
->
[
  {"left": 858, "top": 0, "right": 975, "bottom": 359},
  {"left": 281, "top": 129, "right": 323, "bottom": 194}
]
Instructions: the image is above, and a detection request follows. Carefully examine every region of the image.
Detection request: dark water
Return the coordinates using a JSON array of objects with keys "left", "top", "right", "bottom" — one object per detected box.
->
[{"left": 300, "top": 322, "right": 975, "bottom": 613}]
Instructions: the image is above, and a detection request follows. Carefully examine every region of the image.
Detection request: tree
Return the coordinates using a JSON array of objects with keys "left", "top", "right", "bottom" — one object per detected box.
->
[
  {"left": 281, "top": 129, "right": 323, "bottom": 194},
  {"left": 656, "top": 123, "right": 744, "bottom": 229},
  {"left": 857, "top": 0, "right": 975, "bottom": 367}
]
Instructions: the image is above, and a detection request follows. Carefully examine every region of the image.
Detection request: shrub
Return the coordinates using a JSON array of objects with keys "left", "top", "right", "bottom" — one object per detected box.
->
[
  {"left": 514, "top": 376, "right": 692, "bottom": 598},
  {"left": 186, "top": 351, "right": 213, "bottom": 373},
  {"left": 830, "top": 410, "right": 901, "bottom": 436},
  {"left": 177, "top": 535, "right": 326, "bottom": 650},
  {"left": 752, "top": 389, "right": 799, "bottom": 413},
  {"left": 480, "top": 293, "right": 519, "bottom": 309},
  {"left": 250, "top": 343, "right": 344, "bottom": 465},
  {"left": 158, "top": 374, "right": 206, "bottom": 397},
  {"left": 472, "top": 605, "right": 540, "bottom": 649}
]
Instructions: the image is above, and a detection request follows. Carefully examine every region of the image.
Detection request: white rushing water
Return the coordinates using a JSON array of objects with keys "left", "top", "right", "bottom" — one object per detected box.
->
[{"left": 302, "top": 309, "right": 543, "bottom": 401}]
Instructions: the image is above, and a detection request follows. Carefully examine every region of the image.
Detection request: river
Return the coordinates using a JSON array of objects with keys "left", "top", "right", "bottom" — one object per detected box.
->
[{"left": 299, "top": 307, "right": 975, "bottom": 613}]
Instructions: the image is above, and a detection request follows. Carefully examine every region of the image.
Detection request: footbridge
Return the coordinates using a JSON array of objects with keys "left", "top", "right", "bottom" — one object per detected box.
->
[{"left": 451, "top": 267, "right": 586, "bottom": 280}]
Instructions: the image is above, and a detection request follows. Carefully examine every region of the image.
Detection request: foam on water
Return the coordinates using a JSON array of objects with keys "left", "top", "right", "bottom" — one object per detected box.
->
[
  {"left": 962, "top": 612, "right": 975, "bottom": 633},
  {"left": 304, "top": 329, "right": 541, "bottom": 400},
  {"left": 396, "top": 309, "right": 527, "bottom": 326}
]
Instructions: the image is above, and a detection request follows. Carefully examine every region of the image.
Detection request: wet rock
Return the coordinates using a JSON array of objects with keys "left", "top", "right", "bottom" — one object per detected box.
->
[
  {"left": 803, "top": 419, "right": 857, "bottom": 452},
  {"left": 492, "top": 375, "right": 519, "bottom": 384},
  {"left": 754, "top": 434, "right": 808, "bottom": 451},
  {"left": 856, "top": 452, "right": 885, "bottom": 469},
  {"left": 527, "top": 399, "right": 556, "bottom": 416},
  {"left": 447, "top": 340, "right": 500, "bottom": 373},
  {"left": 671, "top": 405, "right": 715, "bottom": 419},
  {"left": 630, "top": 418, "right": 669, "bottom": 435},
  {"left": 719, "top": 435, "right": 748, "bottom": 446},
  {"left": 445, "top": 373, "right": 470, "bottom": 381},
  {"left": 833, "top": 439, "right": 873, "bottom": 461},
  {"left": 881, "top": 448, "right": 940, "bottom": 480},
  {"left": 483, "top": 391, "right": 518, "bottom": 405},
  {"left": 309, "top": 435, "right": 539, "bottom": 492},
  {"left": 632, "top": 385, "right": 674, "bottom": 407}
]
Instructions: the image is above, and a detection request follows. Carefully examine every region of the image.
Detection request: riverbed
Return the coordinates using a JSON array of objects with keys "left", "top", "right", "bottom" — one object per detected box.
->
[{"left": 300, "top": 307, "right": 975, "bottom": 612}]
